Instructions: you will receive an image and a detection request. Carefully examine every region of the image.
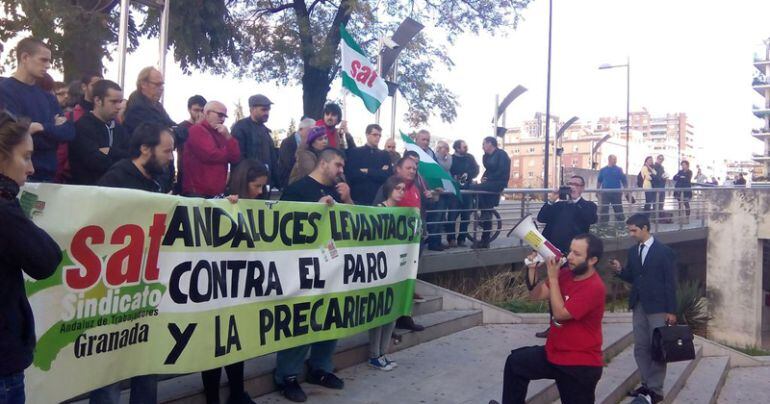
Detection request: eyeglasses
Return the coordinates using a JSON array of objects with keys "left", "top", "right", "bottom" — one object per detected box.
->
[{"left": 209, "top": 111, "right": 228, "bottom": 119}]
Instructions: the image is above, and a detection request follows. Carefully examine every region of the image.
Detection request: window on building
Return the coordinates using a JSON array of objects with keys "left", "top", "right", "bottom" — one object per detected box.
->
[
  {"left": 528, "top": 147, "right": 535, "bottom": 153},
  {"left": 572, "top": 158, "right": 578, "bottom": 167},
  {"left": 573, "top": 146, "right": 579, "bottom": 152},
  {"left": 528, "top": 171, "right": 534, "bottom": 178},
  {"left": 513, "top": 172, "right": 520, "bottom": 178},
  {"left": 513, "top": 148, "right": 520, "bottom": 153},
  {"left": 513, "top": 159, "right": 520, "bottom": 167}
]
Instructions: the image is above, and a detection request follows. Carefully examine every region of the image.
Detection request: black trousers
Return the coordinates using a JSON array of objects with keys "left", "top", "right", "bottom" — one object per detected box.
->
[
  {"left": 501, "top": 346, "right": 602, "bottom": 404},
  {"left": 599, "top": 191, "right": 624, "bottom": 223},
  {"left": 201, "top": 362, "right": 245, "bottom": 403}
]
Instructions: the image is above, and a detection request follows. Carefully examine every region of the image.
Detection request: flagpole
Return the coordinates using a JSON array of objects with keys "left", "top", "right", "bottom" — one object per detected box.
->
[
  {"left": 375, "top": 37, "right": 384, "bottom": 125},
  {"left": 389, "top": 57, "right": 398, "bottom": 140}
]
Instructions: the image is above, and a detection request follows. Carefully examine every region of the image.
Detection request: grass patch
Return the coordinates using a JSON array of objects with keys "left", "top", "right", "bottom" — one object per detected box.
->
[
  {"left": 723, "top": 344, "right": 770, "bottom": 356},
  {"left": 498, "top": 299, "right": 549, "bottom": 313}
]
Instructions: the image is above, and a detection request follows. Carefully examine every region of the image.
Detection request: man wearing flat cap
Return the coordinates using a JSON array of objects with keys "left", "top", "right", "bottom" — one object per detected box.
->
[{"left": 231, "top": 94, "right": 279, "bottom": 187}]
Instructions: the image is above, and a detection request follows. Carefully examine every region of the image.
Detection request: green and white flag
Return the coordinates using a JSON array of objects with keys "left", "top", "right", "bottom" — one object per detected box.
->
[
  {"left": 401, "top": 132, "right": 462, "bottom": 200},
  {"left": 340, "top": 25, "right": 388, "bottom": 113}
]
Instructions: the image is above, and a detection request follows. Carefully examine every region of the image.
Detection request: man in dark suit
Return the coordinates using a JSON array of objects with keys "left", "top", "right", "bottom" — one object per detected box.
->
[{"left": 611, "top": 213, "right": 677, "bottom": 404}]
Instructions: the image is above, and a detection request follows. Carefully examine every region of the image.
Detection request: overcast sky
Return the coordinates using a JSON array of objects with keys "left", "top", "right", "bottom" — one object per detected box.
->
[{"left": 7, "top": 0, "right": 769, "bottom": 164}]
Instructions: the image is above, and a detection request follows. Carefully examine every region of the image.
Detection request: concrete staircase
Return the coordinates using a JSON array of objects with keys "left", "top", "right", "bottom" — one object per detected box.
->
[{"left": 78, "top": 280, "right": 770, "bottom": 404}]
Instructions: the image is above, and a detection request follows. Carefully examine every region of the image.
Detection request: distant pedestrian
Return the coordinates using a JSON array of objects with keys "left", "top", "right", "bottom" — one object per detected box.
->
[
  {"left": 597, "top": 154, "right": 627, "bottom": 223},
  {"left": 672, "top": 160, "right": 692, "bottom": 222}
]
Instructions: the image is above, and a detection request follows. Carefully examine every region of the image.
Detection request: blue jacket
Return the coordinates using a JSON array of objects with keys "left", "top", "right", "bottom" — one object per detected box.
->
[
  {"left": 0, "top": 77, "right": 75, "bottom": 182},
  {"left": 618, "top": 239, "right": 678, "bottom": 314}
]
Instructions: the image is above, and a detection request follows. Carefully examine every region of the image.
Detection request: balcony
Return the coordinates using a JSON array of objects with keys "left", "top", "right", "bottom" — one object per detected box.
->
[
  {"left": 752, "top": 128, "right": 770, "bottom": 140},
  {"left": 752, "top": 105, "right": 770, "bottom": 118},
  {"left": 753, "top": 77, "right": 770, "bottom": 96},
  {"left": 754, "top": 54, "right": 770, "bottom": 71},
  {"left": 753, "top": 153, "right": 770, "bottom": 162}
]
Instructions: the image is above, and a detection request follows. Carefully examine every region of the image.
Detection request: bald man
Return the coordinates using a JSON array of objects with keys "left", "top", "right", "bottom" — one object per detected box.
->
[
  {"left": 384, "top": 138, "right": 401, "bottom": 165},
  {"left": 182, "top": 101, "right": 241, "bottom": 197}
]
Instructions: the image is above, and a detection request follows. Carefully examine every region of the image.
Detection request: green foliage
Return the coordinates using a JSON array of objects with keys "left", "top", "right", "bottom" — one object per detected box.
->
[
  {"left": 675, "top": 280, "right": 711, "bottom": 336},
  {"left": 1, "top": 0, "right": 533, "bottom": 124}
]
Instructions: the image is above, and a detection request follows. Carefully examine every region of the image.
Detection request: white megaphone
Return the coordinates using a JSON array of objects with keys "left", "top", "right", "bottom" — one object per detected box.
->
[{"left": 508, "top": 214, "right": 564, "bottom": 262}]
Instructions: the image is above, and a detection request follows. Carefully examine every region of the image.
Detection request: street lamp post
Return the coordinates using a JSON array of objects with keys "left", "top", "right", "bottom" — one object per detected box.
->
[
  {"left": 599, "top": 57, "right": 631, "bottom": 175},
  {"left": 543, "top": 0, "right": 554, "bottom": 189}
]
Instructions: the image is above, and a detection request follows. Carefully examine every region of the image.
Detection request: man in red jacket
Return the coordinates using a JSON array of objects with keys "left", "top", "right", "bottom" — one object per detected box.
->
[
  {"left": 182, "top": 101, "right": 241, "bottom": 197},
  {"left": 315, "top": 102, "right": 355, "bottom": 151}
]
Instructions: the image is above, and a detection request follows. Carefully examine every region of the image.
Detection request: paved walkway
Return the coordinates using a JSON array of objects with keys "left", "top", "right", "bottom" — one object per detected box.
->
[{"left": 254, "top": 323, "right": 632, "bottom": 404}]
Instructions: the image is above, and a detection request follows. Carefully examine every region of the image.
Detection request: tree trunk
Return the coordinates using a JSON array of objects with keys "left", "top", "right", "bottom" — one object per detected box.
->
[
  {"left": 60, "top": 13, "right": 108, "bottom": 83},
  {"left": 302, "top": 64, "right": 332, "bottom": 120}
]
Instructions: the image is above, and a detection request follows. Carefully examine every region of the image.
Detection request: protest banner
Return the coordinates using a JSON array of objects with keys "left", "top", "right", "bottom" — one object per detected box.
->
[{"left": 20, "top": 184, "right": 421, "bottom": 402}]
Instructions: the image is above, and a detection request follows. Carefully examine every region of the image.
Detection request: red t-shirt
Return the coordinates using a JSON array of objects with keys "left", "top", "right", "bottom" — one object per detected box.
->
[
  {"left": 397, "top": 182, "right": 422, "bottom": 208},
  {"left": 545, "top": 269, "right": 606, "bottom": 367}
]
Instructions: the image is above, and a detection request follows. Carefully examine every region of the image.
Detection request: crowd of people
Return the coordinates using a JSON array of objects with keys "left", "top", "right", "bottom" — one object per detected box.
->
[
  {"left": 0, "top": 36, "right": 685, "bottom": 404},
  {"left": 0, "top": 37, "right": 515, "bottom": 404}
]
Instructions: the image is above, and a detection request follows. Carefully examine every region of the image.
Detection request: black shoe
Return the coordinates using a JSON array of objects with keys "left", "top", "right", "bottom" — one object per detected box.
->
[
  {"left": 427, "top": 244, "right": 445, "bottom": 251},
  {"left": 306, "top": 368, "right": 344, "bottom": 389},
  {"left": 535, "top": 327, "right": 550, "bottom": 338},
  {"left": 276, "top": 376, "right": 307, "bottom": 402},
  {"left": 649, "top": 391, "right": 664, "bottom": 404},
  {"left": 488, "top": 401, "right": 500, "bottom": 404},
  {"left": 628, "top": 385, "right": 649, "bottom": 397},
  {"left": 471, "top": 240, "right": 489, "bottom": 249},
  {"left": 226, "top": 392, "right": 256, "bottom": 404},
  {"left": 457, "top": 239, "right": 466, "bottom": 247},
  {"left": 395, "top": 316, "right": 425, "bottom": 331}
]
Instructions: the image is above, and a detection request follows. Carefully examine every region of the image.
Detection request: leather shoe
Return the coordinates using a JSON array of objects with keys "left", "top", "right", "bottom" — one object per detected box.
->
[
  {"left": 535, "top": 327, "right": 550, "bottom": 338},
  {"left": 395, "top": 316, "right": 425, "bottom": 331}
]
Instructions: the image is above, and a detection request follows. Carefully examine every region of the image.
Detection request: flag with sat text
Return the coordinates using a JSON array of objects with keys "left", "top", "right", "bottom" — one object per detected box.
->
[
  {"left": 340, "top": 25, "right": 389, "bottom": 113},
  {"left": 401, "top": 132, "right": 462, "bottom": 200}
]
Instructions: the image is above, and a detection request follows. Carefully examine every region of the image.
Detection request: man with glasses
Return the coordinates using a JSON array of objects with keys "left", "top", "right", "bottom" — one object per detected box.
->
[
  {"left": 181, "top": 101, "right": 241, "bottom": 198},
  {"left": 0, "top": 37, "right": 75, "bottom": 182},
  {"left": 534, "top": 175, "right": 598, "bottom": 338},
  {"left": 231, "top": 94, "right": 279, "bottom": 187},
  {"left": 123, "top": 66, "right": 176, "bottom": 192}
]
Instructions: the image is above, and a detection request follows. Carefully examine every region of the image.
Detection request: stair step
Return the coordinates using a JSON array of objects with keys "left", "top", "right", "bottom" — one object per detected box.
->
[
  {"left": 412, "top": 294, "right": 443, "bottom": 316},
  {"left": 618, "top": 345, "right": 703, "bottom": 404},
  {"left": 593, "top": 344, "right": 640, "bottom": 404},
  {"left": 257, "top": 323, "right": 633, "bottom": 404},
  {"left": 527, "top": 324, "right": 635, "bottom": 404},
  {"left": 158, "top": 308, "right": 482, "bottom": 403},
  {"left": 716, "top": 365, "right": 770, "bottom": 403},
  {"left": 672, "top": 356, "right": 729, "bottom": 404}
]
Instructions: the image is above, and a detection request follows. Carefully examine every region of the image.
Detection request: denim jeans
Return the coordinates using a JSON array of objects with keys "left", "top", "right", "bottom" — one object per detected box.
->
[
  {"left": 0, "top": 373, "right": 25, "bottom": 404},
  {"left": 89, "top": 375, "right": 157, "bottom": 404},
  {"left": 273, "top": 340, "right": 337, "bottom": 383}
]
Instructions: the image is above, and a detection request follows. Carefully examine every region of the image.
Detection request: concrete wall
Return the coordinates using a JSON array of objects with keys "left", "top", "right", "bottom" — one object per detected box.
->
[{"left": 706, "top": 189, "right": 770, "bottom": 347}]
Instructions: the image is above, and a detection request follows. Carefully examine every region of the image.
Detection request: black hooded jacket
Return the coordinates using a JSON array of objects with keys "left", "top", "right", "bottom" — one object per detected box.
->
[{"left": 0, "top": 175, "right": 61, "bottom": 376}]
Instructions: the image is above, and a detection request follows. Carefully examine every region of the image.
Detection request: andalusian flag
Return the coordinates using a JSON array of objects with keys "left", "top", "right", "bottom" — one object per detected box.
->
[
  {"left": 401, "top": 132, "right": 462, "bottom": 200},
  {"left": 340, "top": 25, "right": 388, "bottom": 113}
]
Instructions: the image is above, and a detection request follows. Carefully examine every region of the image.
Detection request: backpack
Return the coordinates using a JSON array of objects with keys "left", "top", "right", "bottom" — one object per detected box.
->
[{"left": 636, "top": 171, "right": 644, "bottom": 187}]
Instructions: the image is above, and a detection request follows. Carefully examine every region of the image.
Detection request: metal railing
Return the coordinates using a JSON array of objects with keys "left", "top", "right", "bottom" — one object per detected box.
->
[{"left": 422, "top": 186, "right": 744, "bottom": 246}]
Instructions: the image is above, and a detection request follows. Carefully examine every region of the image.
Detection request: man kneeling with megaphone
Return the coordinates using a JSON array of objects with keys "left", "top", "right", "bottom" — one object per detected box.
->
[{"left": 489, "top": 233, "right": 606, "bottom": 404}]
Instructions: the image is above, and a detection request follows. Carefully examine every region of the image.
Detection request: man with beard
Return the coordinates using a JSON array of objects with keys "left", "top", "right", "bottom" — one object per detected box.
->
[
  {"left": 490, "top": 234, "right": 606, "bottom": 404},
  {"left": 92, "top": 121, "right": 173, "bottom": 403},
  {"left": 231, "top": 94, "right": 278, "bottom": 184},
  {"left": 98, "top": 122, "right": 174, "bottom": 193},
  {"left": 315, "top": 102, "right": 356, "bottom": 151}
]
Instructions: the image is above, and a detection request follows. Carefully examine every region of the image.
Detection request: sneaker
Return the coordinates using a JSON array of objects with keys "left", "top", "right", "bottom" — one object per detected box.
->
[
  {"left": 382, "top": 355, "right": 398, "bottom": 368},
  {"left": 306, "top": 368, "right": 344, "bottom": 389},
  {"left": 628, "top": 385, "right": 649, "bottom": 397},
  {"left": 427, "top": 244, "right": 445, "bottom": 252},
  {"left": 368, "top": 356, "right": 394, "bottom": 371},
  {"left": 277, "top": 376, "right": 307, "bottom": 402},
  {"left": 471, "top": 240, "right": 489, "bottom": 249}
]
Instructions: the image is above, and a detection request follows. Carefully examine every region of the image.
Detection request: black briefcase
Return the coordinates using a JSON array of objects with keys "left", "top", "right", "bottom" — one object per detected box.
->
[{"left": 651, "top": 324, "right": 695, "bottom": 363}]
